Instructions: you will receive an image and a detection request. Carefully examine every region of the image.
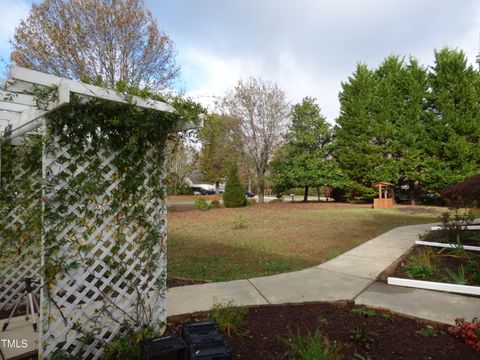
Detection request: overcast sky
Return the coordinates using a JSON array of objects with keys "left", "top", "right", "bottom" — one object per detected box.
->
[{"left": 1, "top": 0, "right": 479, "bottom": 123}]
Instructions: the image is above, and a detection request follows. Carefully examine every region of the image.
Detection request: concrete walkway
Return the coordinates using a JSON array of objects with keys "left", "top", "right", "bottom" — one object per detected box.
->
[
  {"left": 167, "top": 222, "right": 480, "bottom": 325},
  {"left": 3, "top": 222, "right": 480, "bottom": 359}
]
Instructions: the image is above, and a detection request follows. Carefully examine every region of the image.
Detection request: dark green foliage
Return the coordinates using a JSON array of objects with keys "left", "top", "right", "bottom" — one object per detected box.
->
[
  {"left": 194, "top": 198, "right": 211, "bottom": 211},
  {"left": 424, "top": 49, "right": 480, "bottom": 191},
  {"left": 100, "top": 333, "right": 140, "bottom": 360},
  {"left": 281, "top": 330, "right": 342, "bottom": 360},
  {"left": 207, "top": 301, "right": 247, "bottom": 336},
  {"left": 271, "top": 97, "right": 344, "bottom": 200},
  {"left": 335, "top": 63, "right": 380, "bottom": 200},
  {"left": 223, "top": 165, "right": 247, "bottom": 207},
  {"left": 51, "top": 350, "right": 82, "bottom": 360},
  {"left": 349, "top": 326, "right": 377, "bottom": 349},
  {"left": 334, "top": 48, "right": 480, "bottom": 202}
]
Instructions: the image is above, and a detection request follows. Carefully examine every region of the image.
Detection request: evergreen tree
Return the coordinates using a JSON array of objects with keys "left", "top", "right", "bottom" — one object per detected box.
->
[
  {"left": 424, "top": 48, "right": 480, "bottom": 190},
  {"left": 223, "top": 164, "right": 247, "bottom": 207},
  {"left": 372, "top": 56, "right": 429, "bottom": 204},
  {"left": 271, "top": 97, "right": 343, "bottom": 201},
  {"left": 335, "top": 63, "right": 379, "bottom": 200}
]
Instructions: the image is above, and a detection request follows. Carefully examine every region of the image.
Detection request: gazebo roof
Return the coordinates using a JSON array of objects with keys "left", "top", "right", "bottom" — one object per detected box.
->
[
  {"left": 0, "top": 66, "right": 198, "bottom": 143},
  {"left": 374, "top": 181, "right": 394, "bottom": 186}
]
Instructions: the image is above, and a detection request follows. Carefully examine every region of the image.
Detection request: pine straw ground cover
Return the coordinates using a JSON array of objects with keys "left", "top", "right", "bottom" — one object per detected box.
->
[{"left": 167, "top": 202, "right": 442, "bottom": 281}]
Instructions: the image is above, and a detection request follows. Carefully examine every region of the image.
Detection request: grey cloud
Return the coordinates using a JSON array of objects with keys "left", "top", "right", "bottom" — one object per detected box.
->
[{"left": 149, "top": 0, "right": 480, "bottom": 121}]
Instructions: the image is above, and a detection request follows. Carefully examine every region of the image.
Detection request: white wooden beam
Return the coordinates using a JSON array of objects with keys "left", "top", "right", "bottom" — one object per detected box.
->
[
  {"left": 0, "top": 90, "right": 38, "bottom": 107},
  {"left": 415, "top": 240, "right": 480, "bottom": 252},
  {"left": 9, "top": 66, "right": 175, "bottom": 113},
  {"left": 388, "top": 276, "right": 480, "bottom": 296},
  {"left": 0, "top": 111, "right": 20, "bottom": 122},
  {"left": 3, "top": 83, "right": 70, "bottom": 141},
  {"left": 0, "top": 102, "right": 30, "bottom": 112},
  {"left": 431, "top": 225, "right": 480, "bottom": 231}
]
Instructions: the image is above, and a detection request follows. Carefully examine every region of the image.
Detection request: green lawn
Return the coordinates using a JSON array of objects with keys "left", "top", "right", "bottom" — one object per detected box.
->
[{"left": 167, "top": 202, "right": 442, "bottom": 282}]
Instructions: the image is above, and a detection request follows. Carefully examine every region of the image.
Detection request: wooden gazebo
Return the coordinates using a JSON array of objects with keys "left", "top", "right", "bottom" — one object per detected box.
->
[{"left": 373, "top": 182, "right": 395, "bottom": 209}]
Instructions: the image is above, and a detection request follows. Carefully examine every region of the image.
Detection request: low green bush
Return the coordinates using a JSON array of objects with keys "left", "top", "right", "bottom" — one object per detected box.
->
[
  {"left": 231, "top": 213, "right": 247, "bottom": 229},
  {"left": 281, "top": 329, "right": 342, "bottom": 360},
  {"left": 195, "top": 198, "right": 211, "bottom": 211},
  {"left": 207, "top": 301, "right": 247, "bottom": 336},
  {"left": 404, "top": 248, "right": 436, "bottom": 280}
]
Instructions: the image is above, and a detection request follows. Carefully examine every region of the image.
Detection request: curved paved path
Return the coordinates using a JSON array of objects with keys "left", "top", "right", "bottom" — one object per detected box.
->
[
  {"left": 168, "top": 222, "right": 480, "bottom": 325},
  {"left": 3, "top": 223, "right": 480, "bottom": 359}
]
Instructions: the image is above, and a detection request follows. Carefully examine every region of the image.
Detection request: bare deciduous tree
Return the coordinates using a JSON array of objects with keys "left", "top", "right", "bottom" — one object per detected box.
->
[
  {"left": 222, "top": 77, "right": 290, "bottom": 203},
  {"left": 11, "top": 0, "right": 179, "bottom": 90},
  {"left": 165, "top": 137, "right": 198, "bottom": 194}
]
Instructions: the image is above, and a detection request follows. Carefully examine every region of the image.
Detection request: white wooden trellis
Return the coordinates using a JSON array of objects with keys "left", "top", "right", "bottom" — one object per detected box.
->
[{"left": 0, "top": 67, "right": 200, "bottom": 359}]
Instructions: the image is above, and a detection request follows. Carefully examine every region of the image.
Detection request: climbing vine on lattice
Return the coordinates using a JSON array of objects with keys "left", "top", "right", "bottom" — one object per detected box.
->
[{"left": 0, "top": 85, "right": 204, "bottom": 359}]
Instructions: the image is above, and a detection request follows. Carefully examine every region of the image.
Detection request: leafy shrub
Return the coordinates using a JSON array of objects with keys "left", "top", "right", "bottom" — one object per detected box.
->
[
  {"left": 282, "top": 330, "right": 342, "bottom": 360},
  {"left": 345, "top": 182, "right": 377, "bottom": 203},
  {"left": 418, "top": 325, "right": 441, "bottom": 337},
  {"left": 194, "top": 198, "right": 211, "bottom": 211},
  {"left": 207, "top": 301, "right": 247, "bottom": 336},
  {"left": 177, "top": 184, "right": 194, "bottom": 195},
  {"left": 51, "top": 350, "right": 82, "bottom": 360},
  {"left": 349, "top": 326, "right": 377, "bottom": 349},
  {"left": 210, "top": 199, "right": 221, "bottom": 208},
  {"left": 444, "top": 265, "right": 467, "bottom": 285},
  {"left": 437, "top": 209, "right": 474, "bottom": 245},
  {"left": 101, "top": 334, "right": 140, "bottom": 360},
  {"left": 232, "top": 213, "right": 247, "bottom": 229},
  {"left": 404, "top": 263, "right": 433, "bottom": 279},
  {"left": 352, "top": 307, "right": 377, "bottom": 317},
  {"left": 448, "top": 317, "right": 480, "bottom": 352},
  {"left": 101, "top": 327, "right": 156, "bottom": 360},
  {"left": 223, "top": 165, "right": 247, "bottom": 208},
  {"left": 404, "top": 248, "right": 436, "bottom": 279}
]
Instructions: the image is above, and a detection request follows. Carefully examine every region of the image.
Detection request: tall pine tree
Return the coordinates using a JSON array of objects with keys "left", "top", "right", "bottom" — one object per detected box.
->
[
  {"left": 424, "top": 48, "right": 480, "bottom": 191},
  {"left": 335, "top": 63, "right": 379, "bottom": 200}
]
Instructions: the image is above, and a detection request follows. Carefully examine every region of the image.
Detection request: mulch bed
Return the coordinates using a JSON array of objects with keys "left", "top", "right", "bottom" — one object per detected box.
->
[
  {"left": 166, "top": 302, "right": 478, "bottom": 359},
  {"left": 389, "top": 245, "right": 480, "bottom": 286}
]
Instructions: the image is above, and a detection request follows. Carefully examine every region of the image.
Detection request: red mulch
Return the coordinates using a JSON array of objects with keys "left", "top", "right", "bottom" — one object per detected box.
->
[{"left": 166, "top": 302, "right": 479, "bottom": 360}]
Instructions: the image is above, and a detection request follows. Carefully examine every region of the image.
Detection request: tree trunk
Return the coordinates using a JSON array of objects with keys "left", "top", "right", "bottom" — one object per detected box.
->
[
  {"left": 409, "top": 180, "right": 416, "bottom": 205},
  {"left": 215, "top": 180, "right": 220, "bottom": 195},
  {"left": 248, "top": 176, "right": 252, "bottom": 192},
  {"left": 257, "top": 176, "right": 265, "bottom": 203},
  {"left": 303, "top": 186, "right": 309, "bottom": 202}
]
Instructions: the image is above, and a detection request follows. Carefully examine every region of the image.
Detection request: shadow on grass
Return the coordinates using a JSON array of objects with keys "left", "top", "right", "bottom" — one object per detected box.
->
[{"left": 168, "top": 240, "right": 315, "bottom": 282}]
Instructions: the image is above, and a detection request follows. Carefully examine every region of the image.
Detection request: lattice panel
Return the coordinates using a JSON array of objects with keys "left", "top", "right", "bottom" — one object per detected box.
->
[
  {"left": 0, "top": 141, "right": 42, "bottom": 312},
  {"left": 40, "top": 137, "right": 167, "bottom": 359}
]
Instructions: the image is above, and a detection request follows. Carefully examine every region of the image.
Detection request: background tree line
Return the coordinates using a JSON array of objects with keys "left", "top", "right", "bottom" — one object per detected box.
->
[
  {"left": 9, "top": 0, "right": 479, "bottom": 204},
  {"left": 334, "top": 48, "right": 480, "bottom": 204},
  {"left": 198, "top": 48, "right": 480, "bottom": 204}
]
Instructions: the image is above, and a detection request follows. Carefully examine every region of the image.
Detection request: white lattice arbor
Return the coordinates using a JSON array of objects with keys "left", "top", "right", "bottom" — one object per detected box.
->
[{"left": 0, "top": 67, "right": 199, "bottom": 359}]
